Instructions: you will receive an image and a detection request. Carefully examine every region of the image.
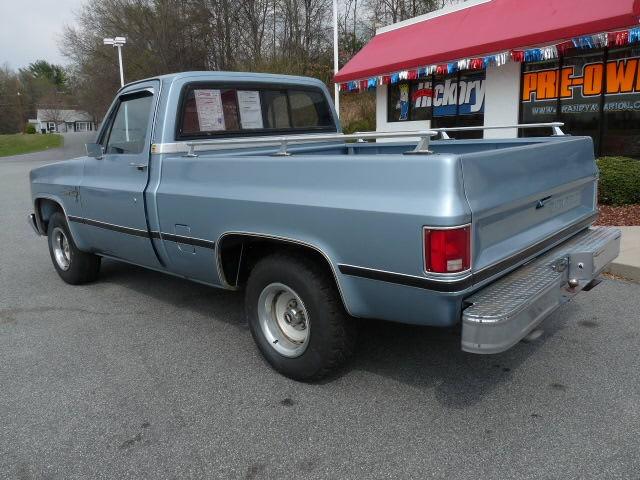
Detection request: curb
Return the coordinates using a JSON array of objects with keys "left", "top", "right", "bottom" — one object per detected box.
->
[{"left": 606, "top": 262, "right": 640, "bottom": 283}]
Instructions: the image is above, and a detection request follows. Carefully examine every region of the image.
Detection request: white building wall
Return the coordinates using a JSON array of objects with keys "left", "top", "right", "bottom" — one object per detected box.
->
[
  {"left": 375, "top": 84, "right": 430, "bottom": 141},
  {"left": 483, "top": 62, "right": 521, "bottom": 139}
]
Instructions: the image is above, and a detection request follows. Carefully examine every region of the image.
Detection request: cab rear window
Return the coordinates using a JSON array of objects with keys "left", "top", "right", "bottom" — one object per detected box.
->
[{"left": 177, "top": 84, "right": 334, "bottom": 139}]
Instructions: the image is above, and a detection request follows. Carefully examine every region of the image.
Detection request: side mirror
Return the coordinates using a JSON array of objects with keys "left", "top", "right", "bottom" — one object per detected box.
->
[{"left": 86, "top": 143, "right": 105, "bottom": 159}]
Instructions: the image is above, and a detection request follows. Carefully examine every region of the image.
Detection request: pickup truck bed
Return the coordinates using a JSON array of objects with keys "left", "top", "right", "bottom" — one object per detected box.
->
[{"left": 28, "top": 71, "right": 620, "bottom": 380}]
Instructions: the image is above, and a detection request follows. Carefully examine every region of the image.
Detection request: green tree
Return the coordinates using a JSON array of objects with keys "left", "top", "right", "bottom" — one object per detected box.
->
[{"left": 26, "top": 60, "right": 69, "bottom": 90}]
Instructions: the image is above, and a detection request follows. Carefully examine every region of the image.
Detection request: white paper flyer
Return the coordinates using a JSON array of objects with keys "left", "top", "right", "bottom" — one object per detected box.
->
[{"left": 194, "top": 89, "right": 225, "bottom": 131}]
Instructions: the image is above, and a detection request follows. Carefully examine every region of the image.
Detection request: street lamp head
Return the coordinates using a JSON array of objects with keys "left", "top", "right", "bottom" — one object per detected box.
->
[
  {"left": 103, "top": 37, "right": 126, "bottom": 46},
  {"left": 103, "top": 35, "right": 127, "bottom": 87}
]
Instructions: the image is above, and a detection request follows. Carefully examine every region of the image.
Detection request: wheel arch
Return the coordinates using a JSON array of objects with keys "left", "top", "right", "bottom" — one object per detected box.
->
[
  {"left": 33, "top": 196, "right": 66, "bottom": 235},
  {"left": 33, "top": 196, "right": 85, "bottom": 250},
  {"left": 216, "top": 232, "right": 353, "bottom": 316}
]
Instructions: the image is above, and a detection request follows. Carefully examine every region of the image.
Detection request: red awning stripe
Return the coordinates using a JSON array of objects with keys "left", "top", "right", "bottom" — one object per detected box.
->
[{"left": 335, "top": 0, "right": 640, "bottom": 84}]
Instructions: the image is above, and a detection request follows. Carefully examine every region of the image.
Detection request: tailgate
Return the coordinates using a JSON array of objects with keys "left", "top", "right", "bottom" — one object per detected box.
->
[{"left": 460, "top": 137, "right": 598, "bottom": 277}]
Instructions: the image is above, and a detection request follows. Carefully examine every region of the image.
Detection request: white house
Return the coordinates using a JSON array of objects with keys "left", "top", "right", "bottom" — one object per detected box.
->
[{"left": 36, "top": 109, "right": 96, "bottom": 134}]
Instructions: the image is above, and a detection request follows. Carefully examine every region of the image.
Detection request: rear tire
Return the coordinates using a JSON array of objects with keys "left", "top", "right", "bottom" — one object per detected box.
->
[
  {"left": 245, "top": 253, "right": 357, "bottom": 381},
  {"left": 47, "top": 212, "right": 100, "bottom": 285}
]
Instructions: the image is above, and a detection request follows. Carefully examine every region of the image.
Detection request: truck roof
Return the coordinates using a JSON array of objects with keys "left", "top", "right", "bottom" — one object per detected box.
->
[{"left": 119, "top": 71, "right": 329, "bottom": 93}]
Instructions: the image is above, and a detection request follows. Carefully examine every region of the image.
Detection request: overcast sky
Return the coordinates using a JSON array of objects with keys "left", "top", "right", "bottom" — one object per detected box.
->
[{"left": 0, "top": 0, "right": 83, "bottom": 70}]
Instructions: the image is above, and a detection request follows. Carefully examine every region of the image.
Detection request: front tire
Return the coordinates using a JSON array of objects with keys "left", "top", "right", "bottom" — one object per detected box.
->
[
  {"left": 47, "top": 212, "right": 101, "bottom": 285},
  {"left": 245, "top": 253, "right": 357, "bottom": 381}
]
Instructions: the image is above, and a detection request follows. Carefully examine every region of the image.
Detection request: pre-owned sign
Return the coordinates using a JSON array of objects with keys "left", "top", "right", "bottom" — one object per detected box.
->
[{"left": 522, "top": 58, "right": 640, "bottom": 102}]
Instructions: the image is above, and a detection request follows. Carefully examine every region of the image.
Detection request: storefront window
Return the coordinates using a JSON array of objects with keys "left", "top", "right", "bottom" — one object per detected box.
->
[
  {"left": 601, "top": 46, "right": 640, "bottom": 158},
  {"left": 432, "top": 72, "right": 485, "bottom": 139},
  {"left": 387, "top": 71, "right": 485, "bottom": 138},
  {"left": 520, "top": 59, "right": 559, "bottom": 136},
  {"left": 387, "top": 79, "right": 432, "bottom": 122},
  {"left": 520, "top": 46, "right": 640, "bottom": 158},
  {"left": 559, "top": 48, "right": 604, "bottom": 148}
]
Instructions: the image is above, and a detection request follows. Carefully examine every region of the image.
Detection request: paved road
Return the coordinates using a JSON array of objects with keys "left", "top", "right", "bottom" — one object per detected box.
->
[{"left": 1, "top": 138, "right": 639, "bottom": 479}]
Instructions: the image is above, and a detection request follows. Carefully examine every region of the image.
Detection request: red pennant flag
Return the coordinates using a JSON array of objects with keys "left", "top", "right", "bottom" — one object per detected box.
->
[
  {"left": 510, "top": 51, "right": 524, "bottom": 62},
  {"left": 614, "top": 30, "right": 629, "bottom": 46}
]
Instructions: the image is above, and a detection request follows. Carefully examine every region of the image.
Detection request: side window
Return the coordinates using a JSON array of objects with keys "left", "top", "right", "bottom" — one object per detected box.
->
[{"left": 105, "top": 93, "right": 153, "bottom": 154}]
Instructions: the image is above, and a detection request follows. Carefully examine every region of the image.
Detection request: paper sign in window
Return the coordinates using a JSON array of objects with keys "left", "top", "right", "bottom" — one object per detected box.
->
[
  {"left": 237, "top": 90, "right": 264, "bottom": 129},
  {"left": 194, "top": 89, "right": 225, "bottom": 131}
]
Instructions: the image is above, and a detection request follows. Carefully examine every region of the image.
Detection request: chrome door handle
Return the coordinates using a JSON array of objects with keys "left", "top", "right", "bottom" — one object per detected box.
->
[{"left": 129, "top": 163, "right": 148, "bottom": 171}]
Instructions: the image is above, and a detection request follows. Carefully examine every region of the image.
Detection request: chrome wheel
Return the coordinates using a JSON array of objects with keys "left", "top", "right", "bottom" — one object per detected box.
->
[
  {"left": 52, "top": 227, "right": 71, "bottom": 271},
  {"left": 257, "top": 283, "right": 310, "bottom": 358}
]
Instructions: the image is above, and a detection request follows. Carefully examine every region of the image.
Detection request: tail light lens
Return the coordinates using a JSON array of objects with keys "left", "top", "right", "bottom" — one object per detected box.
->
[{"left": 424, "top": 226, "right": 471, "bottom": 274}]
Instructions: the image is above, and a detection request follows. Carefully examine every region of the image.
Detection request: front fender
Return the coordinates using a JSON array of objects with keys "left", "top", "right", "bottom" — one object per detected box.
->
[{"left": 30, "top": 158, "right": 89, "bottom": 250}]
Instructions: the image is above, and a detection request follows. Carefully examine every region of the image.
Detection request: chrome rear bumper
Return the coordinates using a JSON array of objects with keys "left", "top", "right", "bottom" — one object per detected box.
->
[{"left": 461, "top": 227, "right": 621, "bottom": 354}]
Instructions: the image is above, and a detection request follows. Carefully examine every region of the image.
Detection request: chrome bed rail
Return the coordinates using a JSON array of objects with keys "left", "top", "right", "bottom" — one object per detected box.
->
[
  {"left": 432, "top": 122, "right": 565, "bottom": 139},
  {"left": 150, "top": 122, "right": 565, "bottom": 157},
  {"left": 152, "top": 130, "right": 439, "bottom": 157},
  {"left": 356, "top": 122, "right": 565, "bottom": 140}
]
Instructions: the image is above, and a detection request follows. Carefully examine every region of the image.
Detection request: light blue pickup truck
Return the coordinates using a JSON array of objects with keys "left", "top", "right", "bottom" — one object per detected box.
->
[{"left": 29, "top": 71, "right": 620, "bottom": 380}]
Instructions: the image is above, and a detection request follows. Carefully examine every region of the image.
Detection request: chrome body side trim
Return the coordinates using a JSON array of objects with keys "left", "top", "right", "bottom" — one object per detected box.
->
[
  {"left": 66, "top": 216, "right": 216, "bottom": 250},
  {"left": 157, "top": 232, "right": 216, "bottom": 249},
  {"left": 338, "top": 263, "right": 472, "bottom": 292},
  {"left": 68, "top": 216, "right": 150, "bottom": 238}
]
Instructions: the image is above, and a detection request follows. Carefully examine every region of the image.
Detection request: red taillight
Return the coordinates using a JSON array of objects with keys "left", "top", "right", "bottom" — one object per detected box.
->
[{"left": 424, "top": 226, "right": 471, "bottom": 274}]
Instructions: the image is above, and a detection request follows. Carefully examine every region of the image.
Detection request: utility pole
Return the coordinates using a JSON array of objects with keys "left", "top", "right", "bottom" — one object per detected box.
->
[{"left": 103, "top": 36, "right": 127, "bottom": 87}]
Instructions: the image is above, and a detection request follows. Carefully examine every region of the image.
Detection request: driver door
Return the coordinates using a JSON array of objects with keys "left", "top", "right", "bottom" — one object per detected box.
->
[{"left": 80, "top": 82, "right": 161, "bottom": 268}]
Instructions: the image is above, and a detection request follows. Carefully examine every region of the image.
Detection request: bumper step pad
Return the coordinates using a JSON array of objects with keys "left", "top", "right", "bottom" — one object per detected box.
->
[{"left": 462, "top": 227, "right": 621, "bottom": 354}]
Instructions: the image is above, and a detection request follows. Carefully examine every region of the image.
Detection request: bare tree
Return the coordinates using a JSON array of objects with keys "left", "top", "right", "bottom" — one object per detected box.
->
[{"left": 59, "top": 0, "right": 463, "bottom": 120}]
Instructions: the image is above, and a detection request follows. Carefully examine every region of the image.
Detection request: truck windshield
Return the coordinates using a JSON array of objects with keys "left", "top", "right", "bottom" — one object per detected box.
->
[{"left": 177, "top": 85, "right": 335, "bottom": 139}]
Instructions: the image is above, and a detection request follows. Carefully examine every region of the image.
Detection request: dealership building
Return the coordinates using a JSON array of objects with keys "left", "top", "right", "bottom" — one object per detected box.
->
[{"left": 335, "top": 0, "right": 640, "bottom": 158}]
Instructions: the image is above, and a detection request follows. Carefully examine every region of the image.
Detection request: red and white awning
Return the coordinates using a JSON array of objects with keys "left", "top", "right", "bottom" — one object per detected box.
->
[{"left": 335, "top": 0, "right": 640, "bottom": 84}]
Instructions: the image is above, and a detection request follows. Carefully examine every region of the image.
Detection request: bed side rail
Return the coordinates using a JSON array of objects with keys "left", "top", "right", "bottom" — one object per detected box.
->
[
  {"left": 151, "top": 122, "right": 565, "bottom": 157},
  {"left": 432, "top": 122, "right": 565, "bottom": 140},
  {"left": 152, "top": 130, "right": 439, "bottom": 157}
]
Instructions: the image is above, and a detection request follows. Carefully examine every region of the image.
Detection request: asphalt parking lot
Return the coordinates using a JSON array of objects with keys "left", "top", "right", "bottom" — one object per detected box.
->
[{"left": 1, "top": 135, "right": 639, "bottom": 479}]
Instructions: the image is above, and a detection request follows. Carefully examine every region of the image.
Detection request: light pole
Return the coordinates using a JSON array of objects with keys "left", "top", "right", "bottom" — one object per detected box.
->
[
  {"left": 103, "top": 36, "right": 127, "bottom": 87},
  {"left": 332, "top": 0, "right": 339, "bottom": 118}
]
